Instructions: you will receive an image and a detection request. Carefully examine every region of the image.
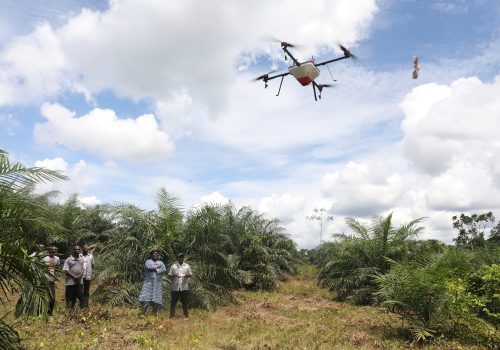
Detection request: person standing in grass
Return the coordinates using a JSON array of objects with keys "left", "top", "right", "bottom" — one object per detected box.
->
[
  {"left": 138, "top": 249, "right": 167, "bottom": 315},
  {"left": 168, "top": 253, "right": 192, "bottom": 319},
  {"left": 81, "top": 243, "right": 97, "bottom": 308},
  {"left": 63, "top": 245, "right": 85, "bottom": 312},
  {"left": 41, "top": 246, "right": 60, "bottom": 316}
]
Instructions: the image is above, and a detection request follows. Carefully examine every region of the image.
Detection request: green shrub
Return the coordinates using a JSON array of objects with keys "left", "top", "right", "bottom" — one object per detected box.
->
[
  {"left": 376, "top": 249, "right": 498, "bottom": 345},
  {"left": 317, "top": 214, "right": 424, "bottom": 305},
  {"left": 467, "top": 263, "right": 500, "bottom": 327}
]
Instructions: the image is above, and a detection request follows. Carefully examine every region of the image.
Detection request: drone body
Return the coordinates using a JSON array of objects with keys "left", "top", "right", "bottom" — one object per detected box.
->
[
  {"left": 253, "top": 40, "right": 355, "bottom": 100},
  {"left": 289, "top": 62, "right": 320, "bottom": 86}
]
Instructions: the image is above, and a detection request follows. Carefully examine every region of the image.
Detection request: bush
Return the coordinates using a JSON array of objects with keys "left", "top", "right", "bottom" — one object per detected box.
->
[
  {"left": 317, "top": 214, "right": 424, "bottom": 305},
  {"left": 467, "top": 263, "right": 500, "bottom": 327},
  {"left": 375, "top": 249, "right": 498, "bottom": 345}
]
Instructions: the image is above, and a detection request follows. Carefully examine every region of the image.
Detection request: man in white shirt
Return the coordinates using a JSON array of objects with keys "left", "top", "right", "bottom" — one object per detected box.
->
[
  {"left": 82, "top": 244, "right": 96, "bottom": 308},
  {"left": 168, "top": 253, "right": 192, "bottom": 318},
  {"left": 41, "top": 246, "right": 60, "bottom": 316},
  {"left": 63, "top": 245, "right": 85, "bottom": 312}
]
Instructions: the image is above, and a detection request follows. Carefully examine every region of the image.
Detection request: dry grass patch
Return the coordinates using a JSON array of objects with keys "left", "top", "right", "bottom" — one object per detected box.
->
[{"left": 4, "top": 266, "right": 490, "bottom": 349}]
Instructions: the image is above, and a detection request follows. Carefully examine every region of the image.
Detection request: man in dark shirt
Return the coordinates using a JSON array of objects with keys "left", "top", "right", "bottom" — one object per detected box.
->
[{"left": 63, "top": 245, "right": 85, "bottom": 312}]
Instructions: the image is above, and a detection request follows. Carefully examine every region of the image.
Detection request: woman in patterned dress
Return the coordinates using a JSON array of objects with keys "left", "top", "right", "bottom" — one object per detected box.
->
[{"left": 138, "top": 249, "right": 166, "bottom": 315}]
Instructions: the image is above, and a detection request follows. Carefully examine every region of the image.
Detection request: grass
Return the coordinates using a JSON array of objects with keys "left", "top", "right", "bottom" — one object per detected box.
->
[{"left": 4, "top": 265, "right": 490, "bottom": 349}]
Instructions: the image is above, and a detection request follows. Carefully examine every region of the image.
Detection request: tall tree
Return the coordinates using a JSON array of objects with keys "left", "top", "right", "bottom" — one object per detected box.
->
[{"left": 453, "top": 212, "right": 495, "bottom": 249}]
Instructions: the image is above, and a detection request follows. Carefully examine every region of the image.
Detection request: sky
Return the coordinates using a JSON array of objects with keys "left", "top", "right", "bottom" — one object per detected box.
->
[{"left": 1, "top": 0, "right": 500, "bottom": 248}]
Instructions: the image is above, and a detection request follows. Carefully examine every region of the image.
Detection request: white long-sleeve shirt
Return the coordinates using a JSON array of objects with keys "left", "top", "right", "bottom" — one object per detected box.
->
[{"left": 168, "top": 262, "right": 191, "bottom": 291}]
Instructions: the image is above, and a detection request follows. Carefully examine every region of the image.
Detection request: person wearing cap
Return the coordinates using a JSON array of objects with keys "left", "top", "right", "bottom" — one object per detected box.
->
[
  {"left": 138, "top": 249, "right": 167, "bottom": 315},
  {"left": 168, "top": 253, "right": 192, "bottom": 318}
]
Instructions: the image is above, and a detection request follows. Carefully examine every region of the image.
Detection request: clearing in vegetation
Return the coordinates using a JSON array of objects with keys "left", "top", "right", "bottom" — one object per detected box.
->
[{"left": 12, "top": 265, "right": 487, "bottom": 350}]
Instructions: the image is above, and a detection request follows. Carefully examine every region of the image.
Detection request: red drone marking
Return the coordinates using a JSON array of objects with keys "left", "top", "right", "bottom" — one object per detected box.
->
[{"left": 253, "top": 40, "right": 355, "bottom": 101}]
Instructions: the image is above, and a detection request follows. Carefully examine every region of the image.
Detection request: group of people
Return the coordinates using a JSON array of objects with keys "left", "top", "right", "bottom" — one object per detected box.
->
[
  {"left": 25, "top": 243, "right": 95, "bottom": 315},
  {"left": 25, "top": 244, "right": 192, "bottom": 319},
  {"left": 139, "top": 250, "right": 192, "bottom": 319}
]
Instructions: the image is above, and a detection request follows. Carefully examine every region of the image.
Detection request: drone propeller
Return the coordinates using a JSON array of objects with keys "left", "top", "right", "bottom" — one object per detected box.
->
[
  {"left": 317, "top": 84, "right": 335, "bottom": 92},
  {"left": 251, "top": 69, "right": 278, "bottom": 82},
  {"left": 338, "top": 44, "right": 357, "bottom": 59},
  {"left": 261, "top": 34, "right": 301, "bottom": 48}
]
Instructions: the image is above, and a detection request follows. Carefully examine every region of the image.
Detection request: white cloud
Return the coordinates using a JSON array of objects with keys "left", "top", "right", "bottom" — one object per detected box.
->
[
  {"left": 0, "top": 0, "right": 378, "bottom": 117},
  {"left": 321, "top": 161, "right": 409, "bottom": 216},
  {"left": 258, "top": 194, "right": 306, "bottom": 223},
  {"left": 400, "top": 77, "right": 500, "bottom": 176},
  {"left": 155, "top": 90, "right": 194, "bottom": 138},
  {"left": 34, "top": 157, "right": 94, "bottom": 201},
  {"left": 78, "top": 195, "right": 101, "bottom": 206},
  {"left": 35, "top": 157, "right": 69, "bottom": 172},
  {"left": 34, "top": 103, "right": 174, "bottom": 161},
  {"left": 314, "top": 75, "right": 500, "bottom": 244},
  {"left": 194, "top": 65, "right": 406, "bottom": 163},
  {"left": 198, "top": 191, "right": 230, "bottom": 206},
  {"left": 0, "top": 24, "right": 89, "bottom": 105}
]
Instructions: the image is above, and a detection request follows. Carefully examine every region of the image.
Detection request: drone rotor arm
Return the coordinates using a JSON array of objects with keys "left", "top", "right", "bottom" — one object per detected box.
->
[
  {"left": 264, "top": 71, "right": 290, "bottom": 81},
  {"left": 281, "top": 46, "right": 301, "bottom": 66},
  {"left": 314, "top": 56, "right": 349, "bottom": 67}
]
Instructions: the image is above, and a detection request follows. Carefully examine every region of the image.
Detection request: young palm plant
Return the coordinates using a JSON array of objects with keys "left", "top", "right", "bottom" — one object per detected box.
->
[
  {"left": 0, "top": 150, "right": 67, "bottom": 350},
  {"left": 181, "top": 204, "right": 242, "bottom": 308},
  {"left": 375, "top": 248, "right": 497, "bottom": 343},
  {"left": 317, "top": 213, "right": 424, "bottom": 304},
  {"left": 92, "top": 202, "right": 175, "bottom": 306}
]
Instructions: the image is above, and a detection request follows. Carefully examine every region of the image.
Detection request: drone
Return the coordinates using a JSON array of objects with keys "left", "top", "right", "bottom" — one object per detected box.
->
[{"left": 253, "top": 40, "right": 356, "bottom": 101}]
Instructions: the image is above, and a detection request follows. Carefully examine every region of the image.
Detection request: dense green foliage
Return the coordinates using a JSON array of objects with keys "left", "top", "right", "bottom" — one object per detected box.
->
[
  {"left": 316, "top": 214, "right": 424, "bottom": 304},
  {"left": 0, "top": 150, "right": 67, "bottom": 350},
  {"left": 0, "top": 150, "right": 300, "bottom": 348},
  {"left": 453, "top": 212, "right": 497, "bottom": 249},
  {"left": 375, "top": 249, "right": 498, "bottom": 344},
  {"left": 314, "top": 213, "right": 500, "bottom": 346},
  {"left": 0, "top": 150, "right": 300, "bottom": 297},
  {"left": 94, "top": 197, "right": 300, "bottom": 309}
]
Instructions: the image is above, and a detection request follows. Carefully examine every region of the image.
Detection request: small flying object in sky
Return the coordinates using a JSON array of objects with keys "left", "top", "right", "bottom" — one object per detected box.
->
[
  {"left": 252, "top": 38, "right": 356, "bottom": 101},
  {"left": 412, "top": 56, "right": 420, "bottom": 79}
]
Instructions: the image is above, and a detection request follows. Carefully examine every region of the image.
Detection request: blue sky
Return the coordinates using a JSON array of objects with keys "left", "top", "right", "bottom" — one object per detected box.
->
[{"left": 1, "top": 0, "right": 500, "bottom": 247}]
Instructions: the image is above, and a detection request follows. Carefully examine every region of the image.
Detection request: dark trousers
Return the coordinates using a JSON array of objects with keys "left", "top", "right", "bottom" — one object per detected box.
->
[
  {"left": 65, "top": 284, "right": 84, "bottom": 310},
  {"left": 82, "top": 279, "right": 91, "bottom": 308},
  {"left": 48, "top": 281, "right": 56, "bottom": 315},
  {"left": 170, "top": 290, "right": 189, "bottom": 318}
]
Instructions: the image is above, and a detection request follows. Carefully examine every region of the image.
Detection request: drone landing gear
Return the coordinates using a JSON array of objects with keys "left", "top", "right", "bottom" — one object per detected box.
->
[
  {"left": 276, "top": 76, "right": 285, "bottom": 96},
  {"left": 312, "top": 83, "right": 318, "bottom": 101}
]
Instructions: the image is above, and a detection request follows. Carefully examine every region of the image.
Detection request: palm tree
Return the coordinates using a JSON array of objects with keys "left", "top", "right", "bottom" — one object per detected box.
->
[
  {"left": 0, "top": 149, "right": 67, "bottom": 349},
  {"left": 92, "top": 203, "right": 175, "bottom": 305},
  {"left": 92, "top": 194, "right": 299, "bottom": 310},
  {"left": 181, "top": 203, "right": 242, "bottom": 308},
  {"left": 317, "top": 213, "right": 424, "bottom": 304}
]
